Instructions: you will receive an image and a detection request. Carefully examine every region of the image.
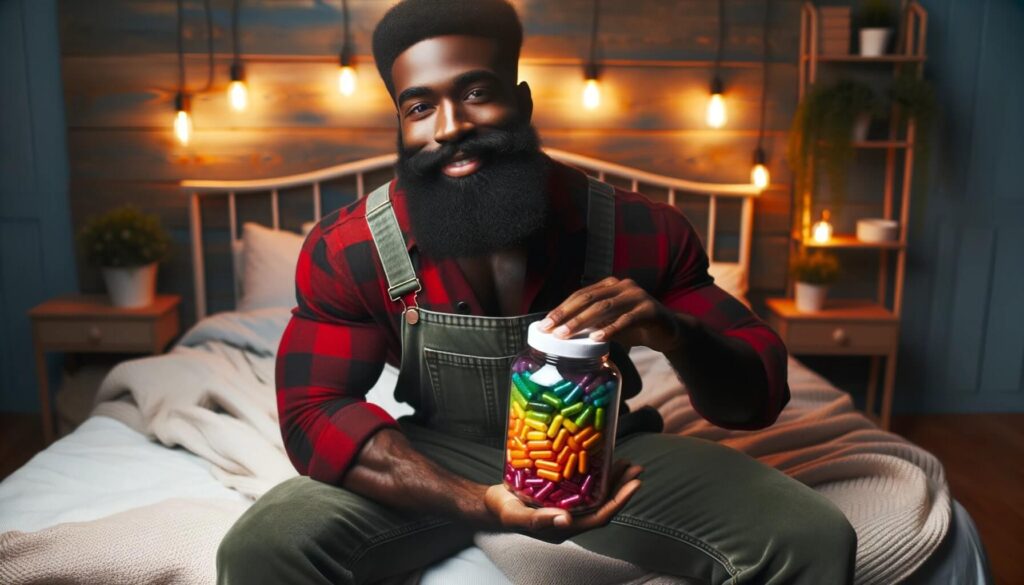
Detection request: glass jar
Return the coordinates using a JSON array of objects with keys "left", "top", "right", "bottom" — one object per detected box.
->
[{"left": 503, "top": 320, "right": 621, "bottom": 515}]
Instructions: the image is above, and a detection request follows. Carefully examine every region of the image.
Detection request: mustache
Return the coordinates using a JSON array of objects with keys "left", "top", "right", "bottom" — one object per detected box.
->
[{"left": 400, "top": 123, "right": 539, "bottom": 178}]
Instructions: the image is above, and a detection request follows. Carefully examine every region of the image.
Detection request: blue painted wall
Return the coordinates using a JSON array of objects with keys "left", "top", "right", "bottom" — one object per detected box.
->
[
  {"left": 894, "top": 0, "right": 1024, "bottom": 412},
  {"left": 0, "top": 0, "right": 78, "bottom": 412}
]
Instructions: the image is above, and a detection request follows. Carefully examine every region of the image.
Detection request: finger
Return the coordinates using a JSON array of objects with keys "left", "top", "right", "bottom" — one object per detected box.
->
[
  {"left": 496, "top": 492, "right": 569, "bottom": 531},
  {"left": 573, "top": 478, "right": 642, "bottom": 531},
  {"left": 539, "top": 278, "right": 620, "bottom": 332},
  {"left": 552, "top": 284, "right": 650, "bottom": 339},
  {"left": 589, "top": 304, "right": 648, "bottom": 342}
]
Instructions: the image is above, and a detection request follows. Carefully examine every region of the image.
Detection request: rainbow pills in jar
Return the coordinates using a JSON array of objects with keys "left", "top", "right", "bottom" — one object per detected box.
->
[{"left": 503, "top": 321, "right": 621, "bottom": 514}]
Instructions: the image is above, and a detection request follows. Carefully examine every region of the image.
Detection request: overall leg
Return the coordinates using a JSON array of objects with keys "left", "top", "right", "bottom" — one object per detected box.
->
[
  {"left": 217, "top": 421, "right": 504, "bottom": 585},
  {"left": 570, "top": 432, "right": 857, "bottom": 584}
]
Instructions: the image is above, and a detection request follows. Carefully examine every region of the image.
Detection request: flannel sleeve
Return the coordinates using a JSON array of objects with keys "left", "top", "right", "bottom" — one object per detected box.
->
[
  {"left": 656, "top": 205, "right": 790, "bottom": 427},
  {"left": 275, "top": 224, "right": 399, "bottom": 485}
]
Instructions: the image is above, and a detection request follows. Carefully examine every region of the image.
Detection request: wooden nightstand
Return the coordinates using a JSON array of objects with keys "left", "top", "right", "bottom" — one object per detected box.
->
[
  {"left": 765, "top": 297, "right": 900, "bottom": 429},
  {"left": 28, "top": 294, "right": 181, "bottom": 443}
]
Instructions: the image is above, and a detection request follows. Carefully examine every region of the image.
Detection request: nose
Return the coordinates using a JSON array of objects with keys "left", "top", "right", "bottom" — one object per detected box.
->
[{"left": 433, "top": 99, "right": 473, "bottom": 145}]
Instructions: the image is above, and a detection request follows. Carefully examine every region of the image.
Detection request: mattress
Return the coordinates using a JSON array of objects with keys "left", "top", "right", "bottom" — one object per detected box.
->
[{"left": 0, "top": 411, "right": 989, "bottom": 584}]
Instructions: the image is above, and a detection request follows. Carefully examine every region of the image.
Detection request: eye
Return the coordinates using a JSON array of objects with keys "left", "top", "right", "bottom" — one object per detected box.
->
[
  {"left": 407, "top": 103, "right": 432, "bottom": 117},
  {"left": 465, "top": 88, "right": 489, "bottom": 101}
]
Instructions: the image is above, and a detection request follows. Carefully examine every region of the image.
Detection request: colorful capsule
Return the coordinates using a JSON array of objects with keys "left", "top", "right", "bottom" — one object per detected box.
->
[
  {"left": 565, "top": 385, "right": 585, "bottom": 406},
  {"left": 556, "top": 445, "right": 571, "bottom": 465},
  {"left": 529, "top": 450, "right": 554, "bottom": 460},
  {"left": 574, "top": 427, "right": 595, "bottom": 443},
  {"left": 546, "top": 415, "right": 564, "bottom": 438},
  {"left": 540, "top": 392, "right": 563, "bottom": 409},
  {"left": 563, "top": 453, "right": 578, "bottom": 479},
  {"left": 552, "top": 428, "right": 569, "bottom": 452},
  {"left": 511, "top": 387, "right": 528, "bottom": 409},
  {"left": 535, "top": 459, "right": 561, "bottom": 472},
  {"left": 580, "top": 474, "right": 594, "bottom": 495},
  {"left": 552, "top": 380, "right": 574, "bottom": 396},
  {"left": 559, "top": 494, "right": 582, "bottom": 508},
  {"left": 593, "top": 396, "right": 611, "bottom": 407},
  {"left": 583, "top": 432, "right": 602, "bottom": 450},
  {"left": 527, "top": 401, "right": 555, "bottom": 414},
  {"left": 574, "top": 406, "right": 594, "bottom": 427},
  {"left": 511, "top": 458, "right": 533, "bottom": 469},
  {"left": 524, "top": 419, "right": 548, "bottom": 432},
  {"left": 595, "top": 407, "right": 606, "bottom": 430},
  {"left": 578, "top": 450, "right": 588, "bottom": 474},
  {"left": 526, "top": 431, "right": 547, "bottom": 441},
  {"left": 527, "top": 440, "right": 552, "bottom": 451},
  {"left": 535, "top": 481, "right": 555, "bottom": 500},
  {"left": 526, "top": 410, "right": 552, "bottom": 424},
  {"left": 560, "top": 402, "right": 584, "bottom": 418},
  {"left": 512, "top": 373, "right": 536, "bottom": 400},
  {"left": 537, "top": 469, "right": 561, "bottom": 482},
  {"left": 562, "top": 418, "right": 579, "bottom": 433},
  {"left": 509, "top": 450, "right": 527, "bottom": 460}
]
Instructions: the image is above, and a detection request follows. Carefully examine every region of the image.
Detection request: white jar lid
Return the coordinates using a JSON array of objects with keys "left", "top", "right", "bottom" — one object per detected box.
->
[{"left": 527, "top": 320, "right": 609, "bottom": 359}]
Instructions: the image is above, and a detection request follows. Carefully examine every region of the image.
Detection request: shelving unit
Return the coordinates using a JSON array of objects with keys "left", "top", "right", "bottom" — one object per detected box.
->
[{"left": 767, "top": 1, "right": 928, "bottom": 430}]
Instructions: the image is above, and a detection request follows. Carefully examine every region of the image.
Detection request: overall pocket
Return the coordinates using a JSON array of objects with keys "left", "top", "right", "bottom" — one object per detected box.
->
[{"left": 422, "top": 347, "right": 515, "bottom": 445}]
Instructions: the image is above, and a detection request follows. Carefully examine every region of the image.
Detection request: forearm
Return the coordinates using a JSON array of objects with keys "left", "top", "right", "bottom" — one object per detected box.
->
[
  {"left": 662, "top": 313, "right": 774, "bottom": 428},
  {"left": 341, "top": 427, "right": 495, "bottom": 528}
]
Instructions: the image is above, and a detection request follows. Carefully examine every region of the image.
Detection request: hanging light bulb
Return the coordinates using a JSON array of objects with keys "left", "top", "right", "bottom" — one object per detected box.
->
[
  {"left": 338, "top": 47, "right": 357, "bottom": 96},
  {"left": 751, "top": 147, "right": 770, "bottom": 189},
  {"left": 174, "top": 92, "right": 192, "bottom": 145},
  {"left": 706, "top": 76, "right": 727, "bottom": 128},
  {"left": 582, "top": 62, "right": 601, "bottom": 110},
  {"left": 228, "top": 61, "right": 248, "bottom": 112},
  {"left": 812, "top": 209, "right": 834, "bottom": 243}
]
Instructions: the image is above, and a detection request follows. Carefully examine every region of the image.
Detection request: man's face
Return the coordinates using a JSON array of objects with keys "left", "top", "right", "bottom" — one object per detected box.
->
[
  {"left": 391, "top": 35, "right": 523, "bottom": 178},
  {"left": 389, "top": 35, "right": 551, "bottom": 259}
]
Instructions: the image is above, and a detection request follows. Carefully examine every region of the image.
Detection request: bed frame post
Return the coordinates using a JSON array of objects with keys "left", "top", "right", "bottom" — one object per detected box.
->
[{"left": 189, "top": 192, "right": 207, "bottom": 322}]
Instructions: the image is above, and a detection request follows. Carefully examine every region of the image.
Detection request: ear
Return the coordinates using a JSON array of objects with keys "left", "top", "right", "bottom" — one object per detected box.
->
[{"left": 515, "top": 81, "right": 534, "bottom": 124}]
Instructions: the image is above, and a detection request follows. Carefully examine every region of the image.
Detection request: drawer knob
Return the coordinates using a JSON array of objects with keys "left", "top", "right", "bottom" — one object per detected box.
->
[
  {"left": 88, "top": 325, "right": 102, "bottom": 342},
  {"left": 832, "top": 327, "right": 848, "bottom": 345}
]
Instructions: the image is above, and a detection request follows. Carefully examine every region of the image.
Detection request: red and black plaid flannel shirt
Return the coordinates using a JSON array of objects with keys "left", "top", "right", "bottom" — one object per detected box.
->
[{"left": 276, "top": 159, "right": 790, "bottom": 485}]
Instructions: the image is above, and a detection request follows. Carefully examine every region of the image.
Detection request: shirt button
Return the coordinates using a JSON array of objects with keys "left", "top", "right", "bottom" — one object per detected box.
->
[{"left": 456, "top": 300, "right": 471, "bottom": 314}]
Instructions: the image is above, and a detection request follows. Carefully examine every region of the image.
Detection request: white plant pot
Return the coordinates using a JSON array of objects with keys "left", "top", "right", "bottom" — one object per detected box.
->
[
  {"left": 102, "top": 262, "right": 158, "bottom": 308},
  {"left": 795, "top": 282, "right": 829, "bottom": 312},
  {"left": 859, "top": 28, "right": 892, "bottom": 57},
  {"left": 852, "top": 112, "right": 871, "bottom": 142}
]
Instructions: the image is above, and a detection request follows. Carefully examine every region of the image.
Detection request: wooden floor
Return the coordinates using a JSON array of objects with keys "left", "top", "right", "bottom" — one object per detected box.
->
[{"left": 2, "top": 411, "right": 1022, "bottom": 582}]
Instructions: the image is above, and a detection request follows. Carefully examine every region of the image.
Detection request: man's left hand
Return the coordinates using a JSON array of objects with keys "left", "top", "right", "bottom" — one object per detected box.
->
[{"left": 538, "top": 276, "right": 688, "bottom": 354}]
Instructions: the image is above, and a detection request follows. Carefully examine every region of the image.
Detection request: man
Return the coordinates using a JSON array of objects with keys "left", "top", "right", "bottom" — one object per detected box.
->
[{"left": 217, "top": 1, "right": 856, "bottom": 583}]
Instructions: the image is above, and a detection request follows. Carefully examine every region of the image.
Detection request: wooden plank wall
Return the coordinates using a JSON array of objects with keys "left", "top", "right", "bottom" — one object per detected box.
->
[{"left": 59, "top": 0, "right": 805, "bottom": 326}]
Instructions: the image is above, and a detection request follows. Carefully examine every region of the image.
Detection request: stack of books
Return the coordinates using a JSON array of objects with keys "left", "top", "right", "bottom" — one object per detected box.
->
[{"left": 819, "top": 7, "right": 851, "bottom": 55}]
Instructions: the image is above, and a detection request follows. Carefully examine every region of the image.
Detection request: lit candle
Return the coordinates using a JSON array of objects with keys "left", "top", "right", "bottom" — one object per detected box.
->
[
  {"left": 338, "top": 49, "right": 357, "bottom": 96},
  {"left": 228, "top": 62, "right": 248, "bottom": 112},
  {"left": 582, "top": 63, "right": 600, "bottom": 110},
  {"left": 706, "top": 77, "right": 727, "bottom": 128},
  {"left": 750, "top": 147, "right": 769, "bottom": 189},
  {"left": 174, "top": 93, "right": 192, "bottom": 146},
  {"left": 812, "top": 210, "right": 834, "bottom": 243}
]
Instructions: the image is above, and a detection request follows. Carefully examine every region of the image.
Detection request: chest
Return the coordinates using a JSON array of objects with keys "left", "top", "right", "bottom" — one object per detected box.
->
[{"left": 456, "top": 250, "right": 527, "bottom": 317}]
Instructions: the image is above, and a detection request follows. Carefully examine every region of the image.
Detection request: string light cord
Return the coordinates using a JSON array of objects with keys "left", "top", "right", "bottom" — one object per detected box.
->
[
  {"left": 232, "top": 0, "right": 241, "bottom": 64},
  {"left": 757, "top": 0, "right": 770, "bottom": 150},
  {"left": 174, "top": 0, "right": 215, "bottom": 95},
  {"left": 587, "top": 0, "right": 600, "bottom": 69}
]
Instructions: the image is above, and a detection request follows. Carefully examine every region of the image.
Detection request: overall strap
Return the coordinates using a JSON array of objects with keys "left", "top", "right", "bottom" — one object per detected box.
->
[
  {"left": 581, "top": 176, "right": 616, "bottom": 286},
  {"left": 365, "top": 182, "right": 421, "bottom": 302}
]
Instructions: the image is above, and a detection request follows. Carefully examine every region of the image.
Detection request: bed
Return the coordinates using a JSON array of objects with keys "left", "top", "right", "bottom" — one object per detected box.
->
[{"left": 0, "top": 150, "right": 992, "bottom": 584}]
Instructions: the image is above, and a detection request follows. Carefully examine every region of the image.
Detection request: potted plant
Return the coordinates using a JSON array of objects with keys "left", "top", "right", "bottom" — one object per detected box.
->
[
  {"left": 78, "top": 205, "right": 171, "bottom": 308},
  {"left": 858, "top": 0, "right": 896, "bottom": 57},
  {"left": 788, "top": 79, "right": 877, "bottom": 216},
  {"left": 790, "top": 250, "right": 840, "bottom": 312}
]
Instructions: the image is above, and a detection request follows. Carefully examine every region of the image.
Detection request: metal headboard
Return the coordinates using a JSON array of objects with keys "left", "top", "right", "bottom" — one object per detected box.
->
[{"left": 182, "top": 148, "right": 763, "bottom": 321}]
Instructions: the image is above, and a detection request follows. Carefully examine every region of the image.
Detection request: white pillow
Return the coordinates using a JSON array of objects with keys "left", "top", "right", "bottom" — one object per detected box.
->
[
  {"left": 237, "top": 222, "right": 305, "bottom": 312},
  {"left": 708, "top": 262, "right": 751, "bottom": 308}
]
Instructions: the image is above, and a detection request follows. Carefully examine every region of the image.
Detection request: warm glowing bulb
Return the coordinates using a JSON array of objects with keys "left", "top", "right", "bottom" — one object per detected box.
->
[
  {"left": 339, "top": 66, "right": 357, "bottom": 96},
  {"left": 174, "top": 110, "right": 192, "bottom": 145},
  {"left": 812, "top": 211, "right": 834, "bottom": 243},
  {"left": 706, "top": 92, "right": 727, "bottom": 128},
  {"left": 751, "top": 163, "right": 770, "bottom": 189},
  {"left": 582, "top": 78, "right": 601, "bottom": 110},
  {"left": 228, "top": 80, "right": 248, "bottom": 111}
]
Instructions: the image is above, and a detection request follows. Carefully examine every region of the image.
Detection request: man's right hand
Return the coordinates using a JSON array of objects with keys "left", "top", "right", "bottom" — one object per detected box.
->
[{"left": 482, "top": 459, "right": 643, "bottom": 543}]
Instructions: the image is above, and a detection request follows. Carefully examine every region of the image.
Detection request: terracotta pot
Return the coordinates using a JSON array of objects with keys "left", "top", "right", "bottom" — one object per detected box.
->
[
  {"left": 859, "top": 28, "right": 892, "bottom": 57},
  {"left": 795, "top": 281, "right": 829, "bottom": 312},
  {"left": 102, "top": 262, "right": 157, "bottom": 308}
]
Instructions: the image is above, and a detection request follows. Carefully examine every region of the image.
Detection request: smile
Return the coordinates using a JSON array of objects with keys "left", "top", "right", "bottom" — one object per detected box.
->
[{"left": 442, "top": 154, "right": 482, "bottom": 177}]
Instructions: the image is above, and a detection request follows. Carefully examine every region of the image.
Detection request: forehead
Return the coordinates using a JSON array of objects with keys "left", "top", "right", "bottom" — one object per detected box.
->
[{"left": 391, "top": 35, "right": 504, "bottom": 96}]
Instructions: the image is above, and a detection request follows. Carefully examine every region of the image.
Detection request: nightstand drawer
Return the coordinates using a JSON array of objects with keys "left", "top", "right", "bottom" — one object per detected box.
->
[
  {"left": 780, "top": 321, "right": 898, "bottom": 355},
  {"left": 34, "top": 319, "right": 155, "bottom": 351}
]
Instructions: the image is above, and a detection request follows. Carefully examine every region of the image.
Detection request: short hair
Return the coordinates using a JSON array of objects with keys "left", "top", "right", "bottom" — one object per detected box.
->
[{"left": 372, "top": 0, "right": 523, "bottom": 101}]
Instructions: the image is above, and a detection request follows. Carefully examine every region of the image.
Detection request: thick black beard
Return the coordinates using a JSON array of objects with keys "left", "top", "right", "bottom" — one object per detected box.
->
[{"left": 396, "top": 121, "right": 551, "bottom": 259}]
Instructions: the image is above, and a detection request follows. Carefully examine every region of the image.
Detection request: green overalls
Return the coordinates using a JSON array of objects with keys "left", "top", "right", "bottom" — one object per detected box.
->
[{"left": 218, "top": 176, "right": 856, "bottom": 585}]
